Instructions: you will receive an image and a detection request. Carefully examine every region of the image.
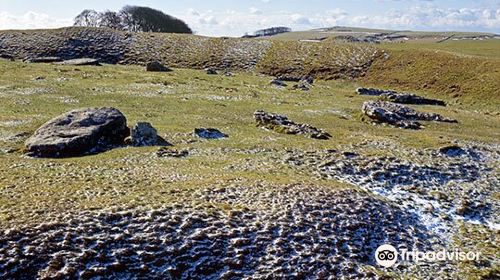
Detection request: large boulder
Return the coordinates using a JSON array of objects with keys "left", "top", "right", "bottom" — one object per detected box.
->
[
  {"left": 254, "top": 110, "right": 331, "bottom": 140},
  {"left": 362, "top": 100, "right": 456, "bottom": 129},
  {"left": 25, "top": 108, "right": 129, "bottom": 158}
]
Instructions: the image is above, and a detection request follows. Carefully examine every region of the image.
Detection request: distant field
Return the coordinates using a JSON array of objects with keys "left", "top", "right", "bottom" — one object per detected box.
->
[
  {"left": 267, "top": 26, "right": 498, "bottom": 42},
  {"left": 379, "top": 39, "right": 500, "bottom": 59}
]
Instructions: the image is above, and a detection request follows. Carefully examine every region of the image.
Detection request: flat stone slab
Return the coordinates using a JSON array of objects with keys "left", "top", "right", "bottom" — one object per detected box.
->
[{"left": 55, "top": 58, "right": 101, "bottom": 66}]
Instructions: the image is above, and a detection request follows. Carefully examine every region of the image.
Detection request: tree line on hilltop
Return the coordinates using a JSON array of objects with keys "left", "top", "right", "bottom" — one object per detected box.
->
[{"left": 74, "top": 5, "right": 193, "bottom": 34}]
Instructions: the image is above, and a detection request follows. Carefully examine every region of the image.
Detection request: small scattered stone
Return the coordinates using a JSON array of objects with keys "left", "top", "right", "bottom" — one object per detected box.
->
[
  {"left": 270, "top": 79, "right": 287, "bottom": 87},
  {"left": 292, "top": 79, "right": 311, "bottom": 91},
  {"left": 146, "top": 61, "right": 172, "bottom": 72},
  {"left": 205, "top": 68, "right": 218, "bottom": 75},
  {"left": 156, "top": 147, "right": 189, "bottom": 158},
  {"left": 194, "top": 128, "right": 228, "bottom": 139},
  {"left": 439, "top": 145, "right": 466, "bottom": 157}
]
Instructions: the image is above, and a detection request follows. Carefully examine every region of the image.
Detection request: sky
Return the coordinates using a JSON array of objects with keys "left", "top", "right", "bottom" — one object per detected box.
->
[{"left": 0, "top": 0, "right": 499, "bottom": 36}]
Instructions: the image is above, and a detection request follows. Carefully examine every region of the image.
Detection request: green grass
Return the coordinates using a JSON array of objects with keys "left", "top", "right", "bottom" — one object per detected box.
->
[
  {"left": 0, "top": 60, "right": 499, "bottom": 226},
  {"left": 361, "top": 44, "right": 500, "bottom": 110},
  {"left": 379, "top": 39, "right": 500, "bottom": 59}
]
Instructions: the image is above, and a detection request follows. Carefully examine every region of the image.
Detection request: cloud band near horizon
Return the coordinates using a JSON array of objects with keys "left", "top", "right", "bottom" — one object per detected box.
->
[{"left": 0, "top": 5, "right": 498, "bottom": 36}]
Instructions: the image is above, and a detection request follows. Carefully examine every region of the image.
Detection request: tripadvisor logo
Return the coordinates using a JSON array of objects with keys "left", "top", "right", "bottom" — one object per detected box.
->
[
  {"left": 375, "top": 244, "right": 481, "bottom": 268},
  {"left": 375, "top": 244, "right": 398, "bottom": 268}
]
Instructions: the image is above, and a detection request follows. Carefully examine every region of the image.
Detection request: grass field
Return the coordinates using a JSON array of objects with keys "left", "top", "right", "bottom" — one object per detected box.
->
[
  {"left": 0, "top": 59, "right": 498, "bottom": 225},
  {"left": 0, "top": 36, "right": 499, "bottom": 278}
]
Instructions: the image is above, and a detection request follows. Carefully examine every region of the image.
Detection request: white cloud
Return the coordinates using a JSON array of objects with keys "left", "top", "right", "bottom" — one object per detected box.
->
[
  {"left": 0, "top": 11, "right": 72, "bottom": 30},
  {"left": 188, "top": 9, "right": 200, "bottom": 16},
  {"left": 341, "top": 7, "right": 500, "bottom": 31},
  {"left": 250, "top": 7, "right": 263, "bottom": 15},
  {"left": 291, "top": 14, "right": 312, "bottom": 25}
]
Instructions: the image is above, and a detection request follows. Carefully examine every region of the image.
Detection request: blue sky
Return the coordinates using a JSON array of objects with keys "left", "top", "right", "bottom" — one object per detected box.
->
[{"left": 0, "top": 0, "right": 499, "bottom": 36}]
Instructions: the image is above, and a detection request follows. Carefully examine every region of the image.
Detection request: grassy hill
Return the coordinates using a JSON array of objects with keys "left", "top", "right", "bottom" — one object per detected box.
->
[{"left": 1, "top": 27, "right": 499, "bottom": 109}]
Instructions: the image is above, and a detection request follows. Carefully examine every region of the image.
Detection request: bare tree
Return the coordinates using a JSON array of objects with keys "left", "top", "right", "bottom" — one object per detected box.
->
[
  {"left": 73, "top": 9, "right": 100, "bottom": 27},
  {"left": 99, "top": 11, "right": 123, "bottom": 30}
]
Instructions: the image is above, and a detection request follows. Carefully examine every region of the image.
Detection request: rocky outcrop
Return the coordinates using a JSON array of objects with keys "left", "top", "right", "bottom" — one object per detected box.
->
[
  {"left": 194, "top": 128, "right": 228, "bottom": 139},
  {"left": 146, "top": 61, "right": 171, "bottom": 72},
  {"left": 362, "top": 100, "right": 456, "bottom": 129},
  {"left": 25, "top": 108, "right": 129, "bottom": 158},
  {"left": 254, "top": 110, "right": 331, "bottom": 140},
  {"left": 356, "top": 87, "right": 446, "bottom": 106}
]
